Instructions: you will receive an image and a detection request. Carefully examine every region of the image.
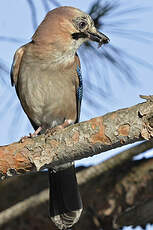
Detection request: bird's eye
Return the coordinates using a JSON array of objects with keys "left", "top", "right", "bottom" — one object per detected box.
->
[{"left": 79, "top": 21, "right": 87, "bottom": 29}]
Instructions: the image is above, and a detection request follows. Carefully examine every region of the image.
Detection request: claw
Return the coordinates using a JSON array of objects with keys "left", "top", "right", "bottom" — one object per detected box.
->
[{"left": 19, "top": 126, "right": 42, "bottom": 142}]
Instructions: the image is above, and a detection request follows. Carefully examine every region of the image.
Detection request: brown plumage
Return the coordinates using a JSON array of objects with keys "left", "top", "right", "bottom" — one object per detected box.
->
[{"left": 11, "top": 6, "right": 109, "bottom": 230}]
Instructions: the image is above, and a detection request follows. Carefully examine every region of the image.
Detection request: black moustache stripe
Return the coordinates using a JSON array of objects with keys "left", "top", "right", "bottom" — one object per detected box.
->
[{"left": 72, "top": 32, "right": 88, "bottom": 40}]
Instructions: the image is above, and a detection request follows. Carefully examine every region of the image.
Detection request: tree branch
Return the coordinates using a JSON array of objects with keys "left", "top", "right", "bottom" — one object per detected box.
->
[
  {"left": 0, "top": 95, "right": 153, "bottom": 179},
  {"left": 0, "top": 189, "right": 49, "bottom": 226},
  {"left": 0, "top": 141, "right": 153, "bottom": 228},
  {"left": 114, "top": 198, "right": 153, "bottom": 228}
]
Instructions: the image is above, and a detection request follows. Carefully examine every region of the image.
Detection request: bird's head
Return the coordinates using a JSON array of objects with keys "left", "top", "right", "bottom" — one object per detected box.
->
[{"left": 32, "top": 6, "right": 109, "bottom": 58}]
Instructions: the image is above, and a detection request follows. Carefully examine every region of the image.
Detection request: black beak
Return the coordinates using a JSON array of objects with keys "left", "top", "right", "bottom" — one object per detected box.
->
[
  {"left": 72, "top": 28, "right": 110, "bottom": 47},
  {"left": 86, "top": 30, "right": 110, "bottom": 47}
]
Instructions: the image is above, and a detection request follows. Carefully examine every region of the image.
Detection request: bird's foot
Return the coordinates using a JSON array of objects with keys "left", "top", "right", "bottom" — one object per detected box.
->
[
  {"left": 19, "top": 135, "right": 30, "bottom": 143},
  {"left": 19, "top": 126, "right": 42, "bottom": 143},
  {"left": 45, "top": 119, "right": 74, "bottom": 137}
]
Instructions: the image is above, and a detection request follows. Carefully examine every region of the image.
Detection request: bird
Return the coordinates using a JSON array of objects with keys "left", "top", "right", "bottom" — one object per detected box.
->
[{"left": 11, "top": 6, "right": 109, "bottom": 230}]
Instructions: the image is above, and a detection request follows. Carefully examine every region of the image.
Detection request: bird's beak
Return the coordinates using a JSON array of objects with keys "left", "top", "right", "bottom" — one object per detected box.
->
[{"left": 85, "top": 28, "right": 110, "bottom": 47}]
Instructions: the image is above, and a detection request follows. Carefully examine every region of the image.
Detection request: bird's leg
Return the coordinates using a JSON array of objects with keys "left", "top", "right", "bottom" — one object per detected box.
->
[
  {"left": 20, "top": 126, "right": 42, "bottom": 143},
  {"left": 46, "top": 119, "right": 73, "bottom": 136},
  {"left": 30, "top": 126, "right": 42, "bottom": 137}
]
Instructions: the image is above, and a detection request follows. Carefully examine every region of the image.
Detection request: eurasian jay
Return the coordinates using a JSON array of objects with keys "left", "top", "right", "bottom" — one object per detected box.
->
[{"left": 11, "top": 6, "right": 109, "bottom": 230}]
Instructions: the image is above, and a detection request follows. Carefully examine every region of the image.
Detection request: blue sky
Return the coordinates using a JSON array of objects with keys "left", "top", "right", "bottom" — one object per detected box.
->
[
  {"left": 0, "top": 0, "right": 153, "bottom": 161},
  {"left": 0, "top": 1, "right": 153, "bottom": 228}
]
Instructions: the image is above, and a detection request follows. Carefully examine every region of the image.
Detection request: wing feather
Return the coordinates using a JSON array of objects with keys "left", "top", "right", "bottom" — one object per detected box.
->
[
  {"left": 11, "top": 45, "right": 25, "bottom": 86},
  {"left": 75, "top": 53, "right": 82, "bottom": 122}
]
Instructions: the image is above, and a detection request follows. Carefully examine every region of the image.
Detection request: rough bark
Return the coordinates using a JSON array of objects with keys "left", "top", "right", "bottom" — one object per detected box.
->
[
  {"left": 0, "top": 141, "right": 153, "bottom": 229},
  {"left": 0, "top": 95, "right": 153, "bottom": 180}
]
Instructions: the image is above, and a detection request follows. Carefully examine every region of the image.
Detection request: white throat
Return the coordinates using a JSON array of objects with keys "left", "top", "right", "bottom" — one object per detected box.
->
[{"left": 51, "top": 38, "right": 85, "bottom": 65}]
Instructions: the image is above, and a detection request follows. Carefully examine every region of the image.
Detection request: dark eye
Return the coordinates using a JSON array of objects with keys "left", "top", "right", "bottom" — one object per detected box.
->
[{"left": 79, "top": 21, "right": 87, "bottom": 29}]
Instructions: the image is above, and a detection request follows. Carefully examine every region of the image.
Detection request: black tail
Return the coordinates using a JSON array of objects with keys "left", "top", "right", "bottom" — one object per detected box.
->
[{"left": 48, "top": 163, "right": 83, "bottom": 230}]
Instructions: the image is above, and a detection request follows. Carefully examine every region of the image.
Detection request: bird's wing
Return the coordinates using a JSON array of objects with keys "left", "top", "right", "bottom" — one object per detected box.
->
[
  {"left": 11, "top": 45, "right": 25, "bottom": 86},
  {"left": 75, "top": 53, "right": 83, "bottom": 122}
]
